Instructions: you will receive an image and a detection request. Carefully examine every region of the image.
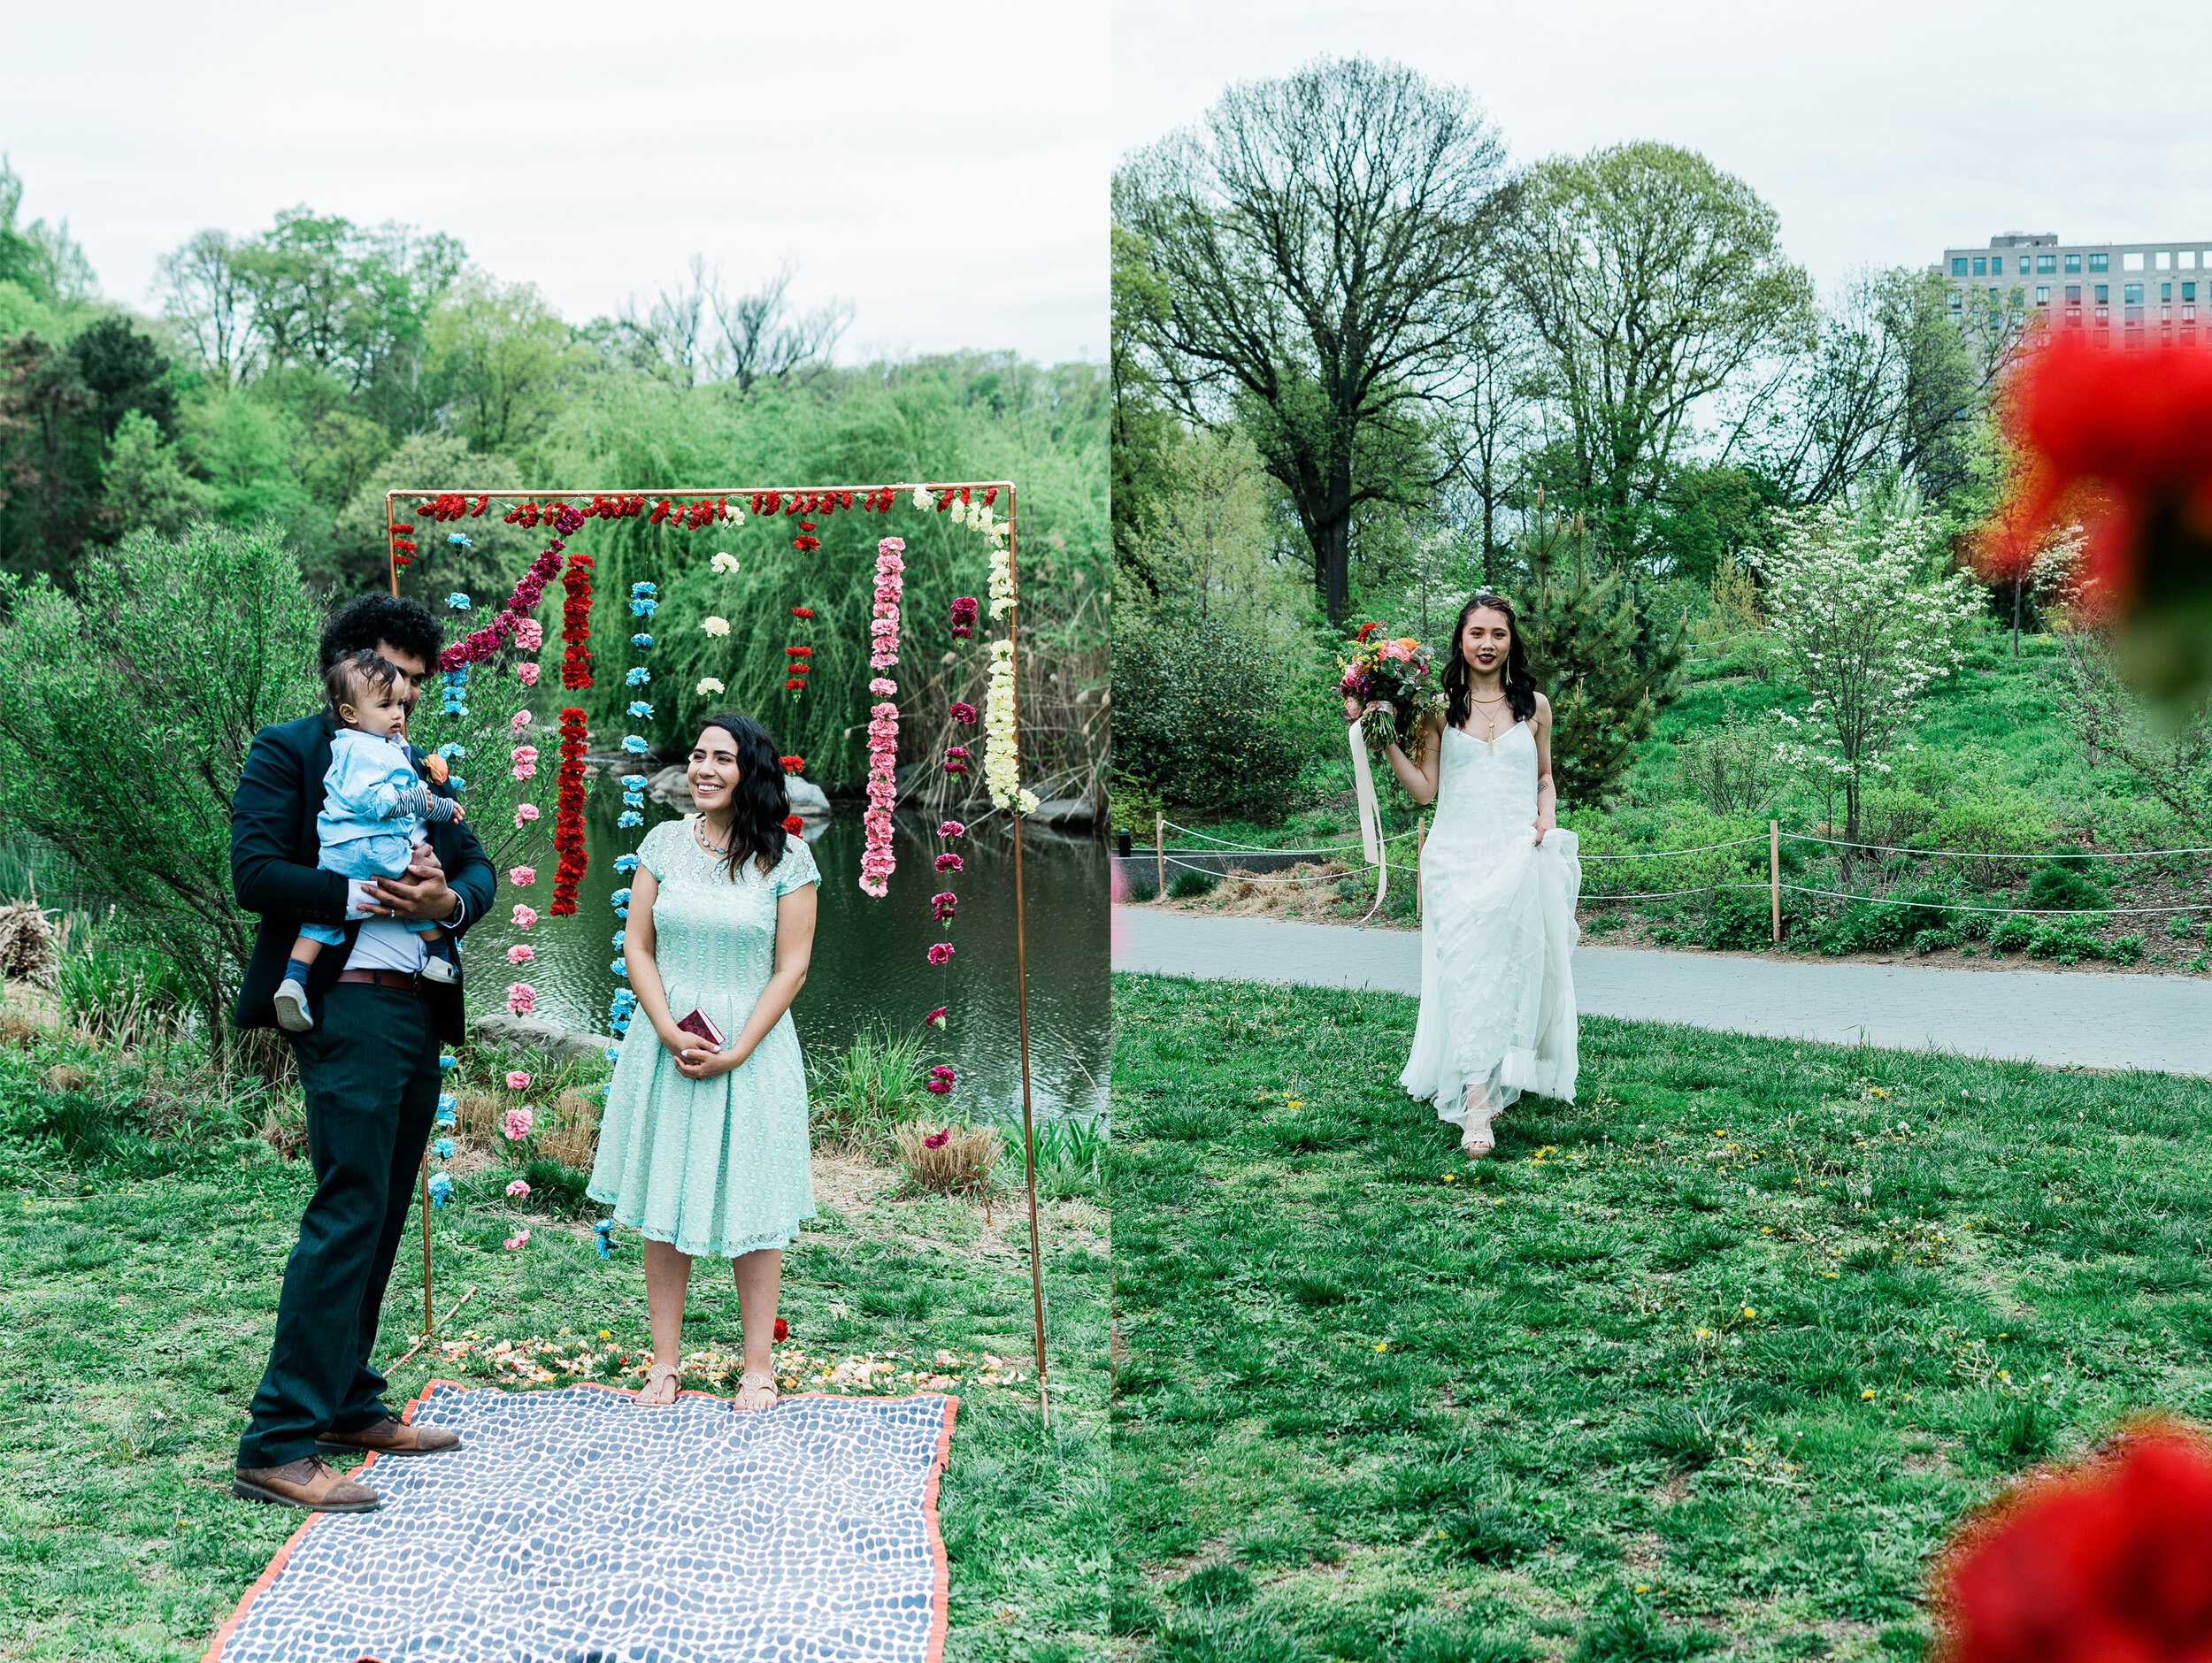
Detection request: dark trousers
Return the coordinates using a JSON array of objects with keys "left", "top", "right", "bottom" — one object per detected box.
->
[{"left": 236, "top": 985, "right": 442, "bottom": 1469}]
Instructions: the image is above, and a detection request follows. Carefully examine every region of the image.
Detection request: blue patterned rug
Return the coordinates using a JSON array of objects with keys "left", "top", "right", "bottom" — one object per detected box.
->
[{"left": 205, "top": 1380, "right": 957, "bottom": 1663}]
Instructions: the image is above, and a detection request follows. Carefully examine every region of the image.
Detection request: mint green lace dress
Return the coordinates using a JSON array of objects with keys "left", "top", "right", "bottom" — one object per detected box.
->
[{"left": 588, "top": 820, "right": 820, "bottom": 1257}]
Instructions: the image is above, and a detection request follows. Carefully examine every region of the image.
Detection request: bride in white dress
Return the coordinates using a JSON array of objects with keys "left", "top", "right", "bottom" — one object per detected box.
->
[{"left": 1345, "top": 594, "right": 1581, "bottom": 1157}]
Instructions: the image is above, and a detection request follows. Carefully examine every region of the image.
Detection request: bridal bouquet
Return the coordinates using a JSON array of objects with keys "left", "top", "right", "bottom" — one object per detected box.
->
[{"left": 1339, "top": 622, "right": 1446, "bottom": 766}]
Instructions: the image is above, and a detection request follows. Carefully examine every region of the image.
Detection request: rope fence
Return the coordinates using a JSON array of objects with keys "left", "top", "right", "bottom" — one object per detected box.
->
[{"left": 1132, "top": 816, "right": 2212, "bottom": 939}]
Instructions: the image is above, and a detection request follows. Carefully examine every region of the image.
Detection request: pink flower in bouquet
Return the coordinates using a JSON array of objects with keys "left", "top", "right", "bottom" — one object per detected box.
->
[
  {"left": 518, "top": 663, "right": 541, "bottom": 686},
  {"left": 936, "top": 854, "right": 964, "bottom": 873},
  {"left": 927, "top": 942, "right": 954, "bottom": 966},
  {"left": 514, "top": 618, "right": 543, "bottom": 653},
  {"left": 507, "top": 944, "right": 534, "bottom": 964},
  {"left": 511, "top": 903, "right": 539, "bottom": 929},
  {"left": 506, "top": 981, "right": 536, "bottom": 1015},
  {"left": 923, "top": 1128, "right": 950, "bottom": 1148},
  {"left": 514, "top": 802, "right": 541, "bottom": 827},
  {"left": 505, "top": 1178, "right": 531, "bottom": 1199},
  {"left": 1379, "top": 638, "right": 1417, "bottom": 663},
  {"left": 510, "top": 865, "right": 536, "bottom": 886},
  {"left": 503, "top": 1105, "right": 534, "bottom": 1141},
  {"left": 505, "top": 1069, "right": 532, "bottom": 1091},
  {"left": 511, "top": 709, "right": 534, "bottom": 731}
]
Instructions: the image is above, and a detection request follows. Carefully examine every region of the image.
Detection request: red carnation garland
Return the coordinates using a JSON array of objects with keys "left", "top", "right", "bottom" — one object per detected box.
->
[
  {"left": 785, "top": 605, "right": 814, "bottom": 702},
  {"left": 551, "top": 707, "right": 590, "bottom": 915},
  {"left": 560, "top": 551, "right": 595, "bottom": 690}
]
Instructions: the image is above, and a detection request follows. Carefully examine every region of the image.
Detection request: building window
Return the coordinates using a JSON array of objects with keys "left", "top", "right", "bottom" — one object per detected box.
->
[
  {"left": 2163, "top": 306, "right": 2174, "bottom": 322},
  {"left": 2096, "top": 285, "right": 2110, "bottom": 303},
  {"left": 2187, "top": 305, "right": 2199, "bottom": 324},
  {"left": 2090, "top": 252, "right": 2109, "bottom": 272},
  {"left": 1952, "top": 257, "right": 1969, "bottom": 276},
  {"left": 2036, "top": 286, "right": 2050, "bottom": 304},
  {"left": 2124, "top": 252, "right": 2145, "bottom": 272},
  {"left": 2066, "top": 254, "right": 2082, "bottom": 272},
  {"left": 2124, "top": 283, "right": 2143, "bottom": 303},
  {"left": 2097, "top": 307, "right": 2110, "bottom": 325},
  {"left": 1995, "top": 256, "right": 2008, "bottom": 274},
  {"left": 1972, "top": 257, "right": 1987, "bottom": 275},
  {"left": 2066, "top": 285, "right": 2082, "bottom": 303},
  {"left": 2066, "top": 308, "right": 2082, "bottom": 326},
  {"left": 2125, "top": 307, "right": 2144, "bottom": 326},
  {"left": 2162, "top": 283, "right": 2173, "bottom": 301},
  {"left": 2186, "top": 282, "right": 2198, "bottom": 302},
  {"left": 2037, "top": 254, "right": 2056, "bottom": 273},
  {"left": 1947, "top": 291, "right": 1962, "bottom": 313}
]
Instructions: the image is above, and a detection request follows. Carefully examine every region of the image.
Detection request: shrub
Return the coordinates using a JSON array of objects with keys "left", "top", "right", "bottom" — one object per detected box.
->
[
  {"left": 2108, "top": 933, "right": 2146, "bottom": 965},
  {"left": 1677, "top": 703, "right": 1781, "bottom": 818},
  {"left": 1988, "top": 915, "right": 2038, "bottom": 954},
  {"left": 2028, "top": 923, "right": 2101, "bottom": 964},
  {"left": 1111, "top": 607, "right": 1308, "bottom": 819},
  {"left": 1169, "top": 869, "right": 1220, "bottom": 900},
  {"left": 2024, "top": 857, "right": 2108, "bottom": 913},
  {"left": 1817, "top": 902, "right": 1909, "bottom": 956},
  {"left": 0, "top": 523, "right": 322, "bottom": 1067}
]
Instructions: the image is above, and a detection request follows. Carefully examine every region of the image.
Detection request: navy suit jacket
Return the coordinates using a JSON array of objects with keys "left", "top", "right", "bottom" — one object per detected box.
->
[{"left": 230, "top": 712, "right": 496, "bottom": 1045}]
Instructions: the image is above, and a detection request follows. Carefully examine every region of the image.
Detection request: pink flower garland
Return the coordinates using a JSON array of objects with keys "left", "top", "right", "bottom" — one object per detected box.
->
[{"left": 858, "top": 538, "right": 907, "bottom": 898}]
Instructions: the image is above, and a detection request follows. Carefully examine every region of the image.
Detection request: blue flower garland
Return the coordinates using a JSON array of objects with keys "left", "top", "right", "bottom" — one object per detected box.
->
[{"left": 605, "top": 585, "right": 659, "bottom": 1062}]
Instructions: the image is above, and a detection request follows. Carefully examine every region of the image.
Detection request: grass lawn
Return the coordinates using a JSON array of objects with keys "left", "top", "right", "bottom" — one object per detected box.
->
[
  {"left": 1111, "top": 971, "right": 2212, "bottom": 1661},
  {"left": 0, "top": 1023, "right": 1108, "bottom": 1663}
]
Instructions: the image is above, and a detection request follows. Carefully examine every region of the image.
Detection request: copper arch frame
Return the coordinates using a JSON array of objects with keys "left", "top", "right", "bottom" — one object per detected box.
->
[{"left": 385, "top": 483, "right": 1049, "bottom": 1423}]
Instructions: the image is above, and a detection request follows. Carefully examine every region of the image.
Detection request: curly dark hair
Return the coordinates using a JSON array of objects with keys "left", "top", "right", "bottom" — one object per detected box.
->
[
  {"left": 321, "top": 594, "right": 444, "bottom": 673},
  {"left": 695, "top": 713, "right": 793, "bottom": 879},
  {"left": 1442, "top": 592, "right": 1539, "bottom": 731}
]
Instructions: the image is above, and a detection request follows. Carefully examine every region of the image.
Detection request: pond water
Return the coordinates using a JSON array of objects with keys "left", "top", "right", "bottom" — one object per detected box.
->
[{"left": 463, "top": 794, "right": 1110, "bottom": 1124}]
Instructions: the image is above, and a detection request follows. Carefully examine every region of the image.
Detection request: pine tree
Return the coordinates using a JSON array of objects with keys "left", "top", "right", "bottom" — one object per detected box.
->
[{"left": 1515, "top": 514, "right": 1684, "bottom": 809}]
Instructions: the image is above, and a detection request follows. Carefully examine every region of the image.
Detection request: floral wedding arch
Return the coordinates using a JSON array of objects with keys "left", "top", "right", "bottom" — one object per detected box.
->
[{"left": 381, "top": 480, "right": 1056, "bottom": 1419}]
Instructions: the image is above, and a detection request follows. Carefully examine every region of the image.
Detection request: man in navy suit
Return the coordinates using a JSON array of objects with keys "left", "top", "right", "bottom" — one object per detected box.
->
[{"left": 229, "top": 594, "right": 497, "bottom": 1513}]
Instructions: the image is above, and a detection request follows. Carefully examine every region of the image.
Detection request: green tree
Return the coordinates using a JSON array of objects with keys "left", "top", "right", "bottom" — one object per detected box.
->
[
  {"left": 426, "top": 272, "right": 583, "bottom": 459},
  {"left": 1507, "top": 142, "right": 1816, "bottom": 561},
  {"left": 1110, "top": 606, "right": 1307, "bottom": 818},
  {"left": 99, "top": 410, "right": 212, "bottom": 540},
  {"left": 1114, "top": 55, "right": 1510, "bottom": 621},
  {"left": 1517, "top": 511, "right": 1684, "bottom": 809},
  {"left": 0, "top": 157, "right": 97, "bottom": 310},
  {"left": 0, "top": 333, "right": 101, "bottom": 582},
  {"left": 0, "top": 521, "right": 323, "bottom": 1065},
  {"left": 1110, "top": 224, "right": 1179, "bottom": 602}
]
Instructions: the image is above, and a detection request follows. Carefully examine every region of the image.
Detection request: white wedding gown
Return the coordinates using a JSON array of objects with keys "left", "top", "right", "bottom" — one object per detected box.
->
[{"left": 1401, "top": 719, "right": 1581, "bottom": 1127}]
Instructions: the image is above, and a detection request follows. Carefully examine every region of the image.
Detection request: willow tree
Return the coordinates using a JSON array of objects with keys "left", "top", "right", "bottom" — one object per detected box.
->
[{"left": 1113, "top": 56, "right": 1509, "bottom": 621}]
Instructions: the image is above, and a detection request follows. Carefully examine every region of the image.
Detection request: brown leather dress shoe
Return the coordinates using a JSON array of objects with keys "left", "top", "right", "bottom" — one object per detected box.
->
[
  {"left": 316, "top": 1414, "right": 462, "bottom": 1457},
  {"left": 233, "top": 1456, "right": 380, "bottom": 1512}
]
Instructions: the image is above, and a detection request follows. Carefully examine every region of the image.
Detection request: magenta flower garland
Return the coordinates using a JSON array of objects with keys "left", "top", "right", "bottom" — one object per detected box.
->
[{"left": 437, "top": 547, "right": 563, "bottom": 672}]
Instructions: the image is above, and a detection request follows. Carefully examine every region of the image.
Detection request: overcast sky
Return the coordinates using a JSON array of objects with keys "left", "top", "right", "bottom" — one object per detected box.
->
[
  {"left": 1116, "top": 0, "right": 2212, "bottom": 296},
  {"left": 5, "top": 0, "right": 1106, "bottom": 365}
]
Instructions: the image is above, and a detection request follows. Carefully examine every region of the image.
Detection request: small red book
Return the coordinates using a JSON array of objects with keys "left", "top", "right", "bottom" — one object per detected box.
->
[{"left": 673, "top": 1007, "right": 726, "bottom": 1051}]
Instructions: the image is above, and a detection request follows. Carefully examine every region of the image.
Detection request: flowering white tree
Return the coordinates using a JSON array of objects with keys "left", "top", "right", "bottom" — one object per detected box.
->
[{"left": 1755, "top": 494, "right": 1979, "bottom": 845}]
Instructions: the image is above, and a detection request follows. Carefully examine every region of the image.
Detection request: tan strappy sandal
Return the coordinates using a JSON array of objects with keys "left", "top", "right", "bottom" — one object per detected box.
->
[
  {"left": 639, "top": 1360, "right": 681, "bottom": 1406},
  {"left": 1461, "top": 1084, "right": 1499, "bottom": 1159},
  {"left": 733, "top": 1368, "right": 779, "bottom": 1412}
]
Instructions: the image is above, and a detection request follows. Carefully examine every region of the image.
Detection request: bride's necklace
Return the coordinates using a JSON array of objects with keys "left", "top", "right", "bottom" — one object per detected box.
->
[
  {"left": 1466, "top": 693, "right": 1510, "bottom": 755},
  {"left": 694, "top": 816, "right": 734, "bottom": 856}
]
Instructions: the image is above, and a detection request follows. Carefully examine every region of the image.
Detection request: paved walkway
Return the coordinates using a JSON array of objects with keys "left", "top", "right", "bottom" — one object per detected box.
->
[{"left": 1110, "top": 908, "right": 2212, "bottom": 1077}]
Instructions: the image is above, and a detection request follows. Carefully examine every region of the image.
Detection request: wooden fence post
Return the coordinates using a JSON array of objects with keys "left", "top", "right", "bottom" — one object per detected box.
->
[
  {"left": 1770, "top": 820, "right": 1781, "bottom": 945},
  {"left": 1156, "top": 811, "right": 1165, "bottom": 899}
]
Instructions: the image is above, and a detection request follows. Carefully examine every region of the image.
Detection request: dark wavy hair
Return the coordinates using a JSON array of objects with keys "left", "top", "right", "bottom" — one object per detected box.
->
[
  {"left": 695, "top": 713, "right": 792, "bottom": 878},
  {"left": 321, "top": 593, "right": 444, "bottom": 673},
  {"left": 1442, "top": 593, "right": 1538, "bottom": 731},
  {"left": 323, "top": 649, "right": 403, "bottom": 719}
]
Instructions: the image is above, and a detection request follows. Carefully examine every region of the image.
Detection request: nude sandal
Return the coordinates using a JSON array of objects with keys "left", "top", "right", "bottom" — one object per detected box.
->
[
  {"left": 733, "top": 1368, "right": 778, "bottom": 1412},
  {"left": 639, "top": 1360, "right": 681, "bottom": 1406},
  {"left": 1461, "top": 1085, "right": 1499, "bottom": 1159}
]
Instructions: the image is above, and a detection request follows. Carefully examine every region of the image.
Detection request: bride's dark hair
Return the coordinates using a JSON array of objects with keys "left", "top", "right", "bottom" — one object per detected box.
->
[
  {"left": 695, "top": 712, "right": 792, "bottom": 878},
  {"left": 1442, "top": 593, "right": 1537, "bottom": 730}
]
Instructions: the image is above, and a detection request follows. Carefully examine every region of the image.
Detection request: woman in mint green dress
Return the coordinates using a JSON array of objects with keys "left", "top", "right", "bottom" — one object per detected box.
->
[{"left": 588, "top": 713, "right": 819, "bottom": 1410}]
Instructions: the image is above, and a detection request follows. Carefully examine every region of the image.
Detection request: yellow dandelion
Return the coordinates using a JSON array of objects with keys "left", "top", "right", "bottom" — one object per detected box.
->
[{"left": 1862, "top": 1389, "right": 1877, "bottom": 1399}]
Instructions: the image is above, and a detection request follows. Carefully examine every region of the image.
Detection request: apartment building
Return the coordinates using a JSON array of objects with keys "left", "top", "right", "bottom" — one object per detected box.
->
[{"left": 1940, "top": 233, "right": 2212, "bottom": 345}]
